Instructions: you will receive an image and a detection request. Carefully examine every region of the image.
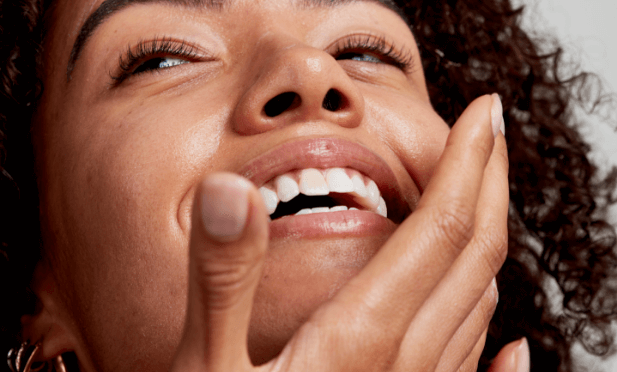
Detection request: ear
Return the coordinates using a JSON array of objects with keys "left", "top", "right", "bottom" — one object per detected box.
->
[{"left": 19, "top": 259, "right": 77, "bottom": 363}]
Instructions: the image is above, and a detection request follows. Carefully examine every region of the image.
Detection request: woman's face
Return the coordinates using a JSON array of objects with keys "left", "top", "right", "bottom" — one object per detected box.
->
[{"left": 34, "top": 0, "right": 450, "bottom": 370}]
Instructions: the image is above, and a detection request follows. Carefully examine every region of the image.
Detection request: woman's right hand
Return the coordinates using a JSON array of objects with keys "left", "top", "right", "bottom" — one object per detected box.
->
[{"left": 169, "top": 95, "right": 522, "bottom": 372}]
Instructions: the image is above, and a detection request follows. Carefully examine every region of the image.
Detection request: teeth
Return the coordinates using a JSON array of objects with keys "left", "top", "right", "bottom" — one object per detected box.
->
[
  {"left": 295, "top": 205, "right": 349, "bottom": 215},
  {"left": 275, "top": 174, "right": 300, "bottom": 202},
  {"left": 312, "top": 207, "right": 330, "bottom": 214},
  {"left": 377, "top": 197, "right": 387, "bottom": 218},
  {"left": 299, "top": 168, "right": 329, "bottom": 196},
  {"left": 326, "top": 168, "right": 354, "bottom": 193},
  {"left": 351, "top": 175, "right": 368, "bottom": 198},
  {"left": 366, "top": 180, "right": 380, "bottom": 208},
  {"left": 258, "top": 167, "right": 388, "bottom": 218},
  {"left": 259, "top": 186, "right": 279, "bottom": 215}
]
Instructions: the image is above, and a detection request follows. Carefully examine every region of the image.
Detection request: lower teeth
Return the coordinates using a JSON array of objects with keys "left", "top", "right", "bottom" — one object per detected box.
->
[{"left": 295, "top": 206, "right": 355, "bottom": 215}]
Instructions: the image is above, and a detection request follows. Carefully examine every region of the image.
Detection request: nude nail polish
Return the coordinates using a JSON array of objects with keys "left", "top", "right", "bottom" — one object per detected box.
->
[
  {"left": 490, "top": 93, "right": 506, "bottom": 137},
  {"left": 200, "top": 175, "right": 250, "bottom": 242},
  {"left": 515, "top": 337, "right": 530, "bottom": 372}
]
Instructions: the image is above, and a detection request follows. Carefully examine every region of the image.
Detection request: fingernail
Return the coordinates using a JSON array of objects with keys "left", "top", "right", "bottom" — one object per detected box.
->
[
  {"left": 490, "top": 93, "right": 505, "bottom": 138},
  {"left": 515, "top": 337, "right": 530, "bottom": 372},
  {"left": 200, "top": 174, "right": 250, "bottom": 242}
]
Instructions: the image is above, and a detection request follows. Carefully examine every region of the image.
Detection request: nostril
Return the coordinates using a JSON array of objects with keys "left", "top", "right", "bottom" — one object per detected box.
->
[
  {"left": 322, "top": 89, "right": 346, "bottom": 112},
  {"left": 264, "top": 92, "right": 301, "bottom": 117}
]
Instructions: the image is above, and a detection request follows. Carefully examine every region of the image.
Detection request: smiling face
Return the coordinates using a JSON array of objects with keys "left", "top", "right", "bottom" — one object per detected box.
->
[{"left": 33, "top": 0, "right": 450, "bottom": 370}]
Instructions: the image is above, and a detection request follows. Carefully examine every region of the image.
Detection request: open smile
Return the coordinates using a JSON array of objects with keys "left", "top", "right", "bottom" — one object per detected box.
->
[
  {"left": 259, "top": 167, "right": 388, "bottom": 219},
  {"left": 239, "top": 137, "right": 411, "bottom": 238}
]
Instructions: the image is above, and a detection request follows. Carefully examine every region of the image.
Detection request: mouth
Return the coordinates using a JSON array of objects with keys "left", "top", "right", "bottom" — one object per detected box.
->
[
  {"left": 259, "top": 167, "right": 387, "bottom": 219},
  {"left": 239, "top": 138, "right": 411, "bottom": 229}
]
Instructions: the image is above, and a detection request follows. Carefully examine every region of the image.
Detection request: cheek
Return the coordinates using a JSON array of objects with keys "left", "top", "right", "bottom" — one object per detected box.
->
[
  {"left": 38, "top": 95, "right": 230, "bottom": 370},
  {"left": 364, "top": 93, "right": 449, "bottom": 191}
]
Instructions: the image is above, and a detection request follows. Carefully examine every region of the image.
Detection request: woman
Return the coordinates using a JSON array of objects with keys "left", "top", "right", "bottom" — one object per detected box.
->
[{"left": 1, "top": 0, "right": 615, "bottom": 371}]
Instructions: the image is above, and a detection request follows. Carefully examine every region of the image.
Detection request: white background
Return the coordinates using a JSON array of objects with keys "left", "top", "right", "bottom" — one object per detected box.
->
[{"left": 514, "top": 0, "right": 617, "bottom": 370}]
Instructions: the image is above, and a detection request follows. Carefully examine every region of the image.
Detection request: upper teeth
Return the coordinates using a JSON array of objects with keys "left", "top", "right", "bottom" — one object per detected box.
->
[{"left": 258, "top": 167, "right": 387, "bottom": 218}]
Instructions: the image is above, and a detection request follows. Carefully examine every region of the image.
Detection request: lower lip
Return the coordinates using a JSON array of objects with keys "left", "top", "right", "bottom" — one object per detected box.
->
[{"left": 269, "top": 210, "right": 397, "bottom": 239}]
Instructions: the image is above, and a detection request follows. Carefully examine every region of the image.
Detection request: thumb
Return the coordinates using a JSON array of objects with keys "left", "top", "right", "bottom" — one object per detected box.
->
[
  {"left": 487, "top": 338, "right": 530, "bottom": 372},
  {"left": 172, "top": 173, "right": 269, "bottom": 372}
]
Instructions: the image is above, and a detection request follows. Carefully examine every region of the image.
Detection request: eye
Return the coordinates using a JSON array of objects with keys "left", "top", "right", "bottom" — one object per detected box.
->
[
  {"left": 329, "top": 33, "right": 414, "bottom": 73},
  {"left": 111, "top": 38, "right": 203, "bottom": 84},
  {"left": 336, "top": 52, "right": 383, "bottom": 64},
  {"left": 132, "top": 57, "right": 190, "bottom": 75}
]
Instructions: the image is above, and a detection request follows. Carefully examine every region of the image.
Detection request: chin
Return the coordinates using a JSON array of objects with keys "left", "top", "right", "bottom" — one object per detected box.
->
[{"left": 247, "top": 232, "right": 393, "bottom": 364}]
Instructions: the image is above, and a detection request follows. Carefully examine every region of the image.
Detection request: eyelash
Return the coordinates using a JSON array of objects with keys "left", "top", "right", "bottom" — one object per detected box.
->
[
  {"left": 111, "top": 37, "right": 201, "bottom": 83},
  {"left": 330, "top": 33, "right": 414, "bottom": 73},
  {"left": 110, "top": 33, "right": 414, "bottom": 84}
]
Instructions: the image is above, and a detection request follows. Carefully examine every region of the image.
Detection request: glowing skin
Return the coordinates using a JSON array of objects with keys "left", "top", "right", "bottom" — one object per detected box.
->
[{"left": 24, "top": 0, "right": 512, "bottom": 371}]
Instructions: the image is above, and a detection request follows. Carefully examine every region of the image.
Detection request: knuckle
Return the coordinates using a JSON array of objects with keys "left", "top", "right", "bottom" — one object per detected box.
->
[
  {"left": 471, "top": 135, "right": 494, "bottom": 161},
  {"left": 195, "top": 255, "right": 261, "bottom": 310},
  {"left": 427, "top": 203, "right": 475, "bottom": 251},
  {"left": 473, "top": 228, "right": 508, "bottom": 277},
  {"left": 491, "top": 145, "right": 510, "bottom": 175}
]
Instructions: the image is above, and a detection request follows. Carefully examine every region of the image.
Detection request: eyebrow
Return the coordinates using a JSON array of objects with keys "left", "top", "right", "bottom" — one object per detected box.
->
[{"left": 66, "top": 0, "right": 404, "bottom": 80}]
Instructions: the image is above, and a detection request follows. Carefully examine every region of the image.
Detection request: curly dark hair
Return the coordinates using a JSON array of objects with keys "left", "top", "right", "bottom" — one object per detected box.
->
[{"left": 2, "top": 0, "right": 617, "bottom": 371}]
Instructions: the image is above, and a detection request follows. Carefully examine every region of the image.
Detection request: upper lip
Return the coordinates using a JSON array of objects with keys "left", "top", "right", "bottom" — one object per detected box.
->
[{"left": 238, "top": 137, "right": 411, "bottom": 223}]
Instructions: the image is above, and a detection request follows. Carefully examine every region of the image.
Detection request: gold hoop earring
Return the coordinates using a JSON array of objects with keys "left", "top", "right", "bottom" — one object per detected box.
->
[{"left": 7, "top": 342, "right": 67, "bottom": 372}]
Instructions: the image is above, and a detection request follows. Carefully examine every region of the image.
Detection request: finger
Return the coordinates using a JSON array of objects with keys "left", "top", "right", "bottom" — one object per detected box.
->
[
  {"left": 171, "top": 173, "right": 269, "bottom": 372},
  {"left": 285, "top": 95, "right": 500, "bottom": 369},
  {"left": 487, "top": 338, "right": 530, "bottom": 372},
  {"left": 432, "top": 279, "right": 498, "bottom": 372},
  {"left": 457, "top": 331, "right": 487, "bottom": 372},
  {"left": 392, "top": 278, "right": 496, "bottom": 371},
  {"left": 398, "top": 127, "right": 509, "bottom": 370}
]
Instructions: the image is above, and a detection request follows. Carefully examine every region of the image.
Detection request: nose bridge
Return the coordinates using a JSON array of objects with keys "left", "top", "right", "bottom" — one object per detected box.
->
[{"left": 231, "top": 38, "right": 365, "bottom": 135}]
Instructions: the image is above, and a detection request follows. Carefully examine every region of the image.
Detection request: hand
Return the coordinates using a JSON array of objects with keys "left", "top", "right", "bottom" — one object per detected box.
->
[{"left": 170, "top": 94, "right": 511, "bottom": 371}]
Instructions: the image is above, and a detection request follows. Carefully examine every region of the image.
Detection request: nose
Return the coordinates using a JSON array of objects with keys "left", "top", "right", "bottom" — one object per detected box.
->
[{"left": 232, "top": 44, "right": 365, "bottom": 135}]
